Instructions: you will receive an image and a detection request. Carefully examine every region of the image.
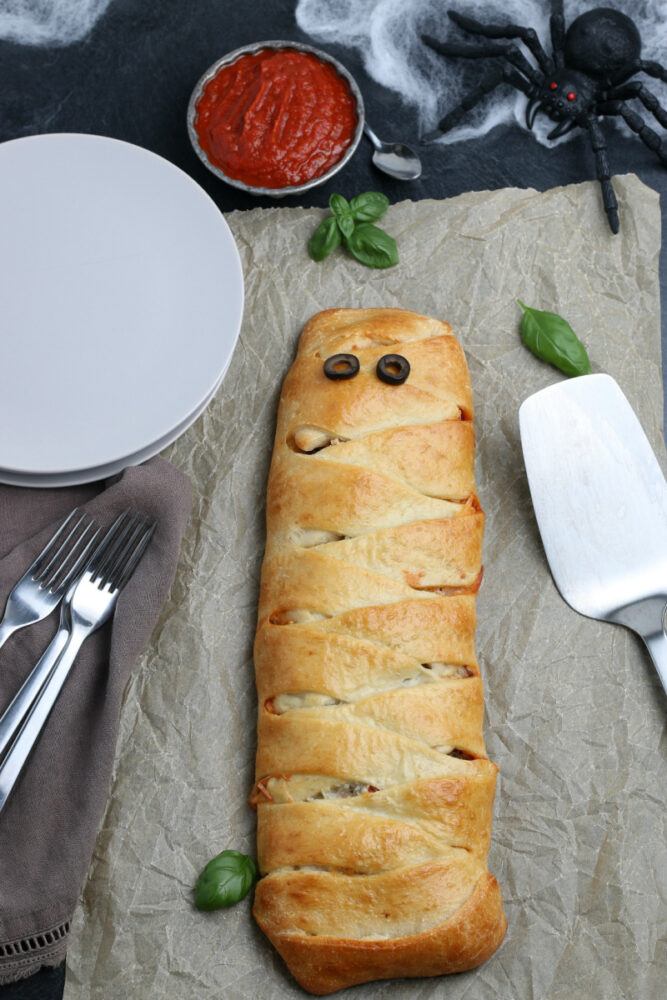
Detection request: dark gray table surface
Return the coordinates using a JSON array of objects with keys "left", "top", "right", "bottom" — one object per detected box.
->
[{"left": 1, "top": 2, "right": 665, "bottom": 997}]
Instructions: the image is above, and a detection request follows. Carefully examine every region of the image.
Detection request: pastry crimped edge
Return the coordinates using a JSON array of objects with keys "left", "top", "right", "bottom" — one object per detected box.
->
[
  {"left": 255, "top": 872, "right": 506, "bottom": 995},
  {"left": 251, "top": 308, "right": 506, "bottom": 993}
]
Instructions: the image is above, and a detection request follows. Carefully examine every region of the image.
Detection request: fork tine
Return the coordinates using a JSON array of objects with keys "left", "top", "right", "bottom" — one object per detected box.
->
[
  {"left": 51, "top": 524, "right": 102, "bottom": 594},
  {"left": 42, "top": 519, "right": 98, "bottom": 593},
  {"left": 100, "top": 516, "right": 146, "bottom": 586},
  {"left": 0, "top": 507, "right": 100, "bottom": 650},
  {"left": 84, "top": 511, "right": 128, "bottom": 578},
  {"left": 115, "top": 522, "right": 155, "bottom": 591},
  {"left": 106, "top": 519, "right": 155, "bottom": 591},
  {"left": 92, "top": 511, "right": 141, "bottom": 584},
  {"left": 31, "top": 508, "right": 84, "bottom": 583}
]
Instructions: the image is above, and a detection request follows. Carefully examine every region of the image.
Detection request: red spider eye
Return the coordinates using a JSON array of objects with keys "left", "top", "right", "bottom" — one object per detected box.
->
[
  {"left": 567, "top": 91, "right": 576, "bottom": 101},
  {"left": 549, "top": 81, "right": 557, "bottom": 90}
]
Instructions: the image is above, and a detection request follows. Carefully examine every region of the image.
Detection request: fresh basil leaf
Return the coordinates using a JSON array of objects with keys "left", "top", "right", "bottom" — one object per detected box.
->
[
  {"left": 309, "top": 215, "right": 342, "bottom": 261},
  {"left": 329, "top": 193, "right": 355, "bottom": 238},
  {"left": 193, "top": 850, "right": 257, "bottom": 911},
  {"left": 350, "top": 191, "right": 389, "bottom": 222},
  {"left": 345, "top": 223, "right": 399, "bottom": 269},
  {"left": 518, "top": 300, "right": 592, "bottom": 377},
  {"left": 329, "top": 193, "right": 350, "bottom": 217},
  {"left": 337, "top": 215, "right": 355, "bottom": 239}
]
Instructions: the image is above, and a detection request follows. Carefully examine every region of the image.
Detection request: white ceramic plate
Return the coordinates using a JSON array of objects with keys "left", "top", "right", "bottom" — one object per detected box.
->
[
  {"left": 0, "top": 358, "right": 231, "bottom": 488},
  {"left": 0, "top": 133, "right": 243, "bottom": 482}
]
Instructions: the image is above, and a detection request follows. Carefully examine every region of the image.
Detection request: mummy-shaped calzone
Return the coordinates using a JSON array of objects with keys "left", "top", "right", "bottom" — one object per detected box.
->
[{"left": 251, "top": 308, "right": 506, "bottom": 994}]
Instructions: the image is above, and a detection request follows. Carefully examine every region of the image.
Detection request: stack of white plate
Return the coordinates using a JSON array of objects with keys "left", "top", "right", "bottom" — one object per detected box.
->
[{"left": 0, "top": 133, "right": 244, "bottom": 487}]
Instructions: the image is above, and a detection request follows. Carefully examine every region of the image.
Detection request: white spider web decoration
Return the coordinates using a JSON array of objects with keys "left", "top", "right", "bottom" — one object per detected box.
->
[
  {"left": 0, "top": 0, "right": 114, "bottom": 46},
  {"left": 295, "top": 0, "right": 667, "bottom": 148}
]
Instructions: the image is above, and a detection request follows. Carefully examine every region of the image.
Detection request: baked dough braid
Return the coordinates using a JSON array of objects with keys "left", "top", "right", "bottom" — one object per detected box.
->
[{"left": 251, "top": 308, "right": 506, "bottom": 994}]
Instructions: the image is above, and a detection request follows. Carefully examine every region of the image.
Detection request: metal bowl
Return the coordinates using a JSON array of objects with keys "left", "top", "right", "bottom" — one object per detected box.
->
[{"left": 187, "top": 40, "right": 365, "bottom": 198}]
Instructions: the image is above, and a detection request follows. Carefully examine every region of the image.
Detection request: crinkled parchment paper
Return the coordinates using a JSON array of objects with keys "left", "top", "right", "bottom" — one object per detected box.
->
[{"left": 65, "top": 175, "right": 666, "bottom": 1000}]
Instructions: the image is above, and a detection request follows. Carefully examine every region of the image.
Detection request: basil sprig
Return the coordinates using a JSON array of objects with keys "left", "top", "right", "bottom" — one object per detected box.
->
[
  {"left": 349, "top": 191, "right": 390, "bottom": 222},
  {"left": 193, "top": 849, "right": 257, "bottom": 910},
  {"left": 309, "top": 215, "right": 341, "bottom": 262},
  {"left": 329, "top": 192, "right": 356, "bottom": 238},
  {"left": 346, "top": 223, "right": 398, "bottom": 269},
  {"left": 518, "top": 300, "right": 592, "bottom": 377},
  {"left": 309, "top": 191, "right": 398, "bottom": 269}
]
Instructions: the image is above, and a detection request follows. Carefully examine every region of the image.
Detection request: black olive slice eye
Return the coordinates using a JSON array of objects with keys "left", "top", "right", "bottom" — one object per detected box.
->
[
  {"left": 323, "top": 354, "right": 360, "bottom": 380},
  {"left": 376, "top": 354, "right": 410, "bottom": 385}
]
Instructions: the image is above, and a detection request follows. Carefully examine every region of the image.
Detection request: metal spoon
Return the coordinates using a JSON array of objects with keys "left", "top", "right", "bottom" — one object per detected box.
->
[{"left": 363, "top": 123, "right": 422, "bottom": 181}]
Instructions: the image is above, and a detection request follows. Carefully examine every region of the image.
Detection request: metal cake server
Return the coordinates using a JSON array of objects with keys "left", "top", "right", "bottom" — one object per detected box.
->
[{"left": 519, "top": 373, "right": 667, "bottom": 695}]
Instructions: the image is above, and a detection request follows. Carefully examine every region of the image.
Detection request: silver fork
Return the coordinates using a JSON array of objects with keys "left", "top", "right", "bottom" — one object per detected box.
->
[
  {"left": 0, "top": 508, "right": 98, "bottom": 650},
  {"left": 0, "top": 509, "right": 155, "bottom": 815}
]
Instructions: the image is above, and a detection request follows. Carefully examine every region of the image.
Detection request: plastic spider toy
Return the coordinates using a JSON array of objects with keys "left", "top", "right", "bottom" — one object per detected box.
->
[{"left": 422, "top": 1, "right": 667, "bottom": 232}]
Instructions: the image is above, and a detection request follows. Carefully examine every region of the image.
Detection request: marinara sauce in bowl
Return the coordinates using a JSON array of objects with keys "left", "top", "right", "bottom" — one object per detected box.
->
[{"left": 187, "top": 41, "right": 364, "bottom": 197}]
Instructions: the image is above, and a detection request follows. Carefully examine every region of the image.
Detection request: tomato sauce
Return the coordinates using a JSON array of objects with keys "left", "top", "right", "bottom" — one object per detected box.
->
[{"left": 194, "top": 48, "right": 358, "bottom": 189}]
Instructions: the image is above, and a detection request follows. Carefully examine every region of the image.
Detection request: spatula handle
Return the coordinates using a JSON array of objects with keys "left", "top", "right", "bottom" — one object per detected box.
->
[
  {"left": 613, "top": 597, "right": 667, "bottom": 697},
  {"left": 640, "top": 625, "right": 667, "bottom": 696}
]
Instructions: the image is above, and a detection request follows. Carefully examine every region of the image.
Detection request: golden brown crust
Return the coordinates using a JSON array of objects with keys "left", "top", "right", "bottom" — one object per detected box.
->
[
  {"left": 314, "top": 420, "right": 476, "bottom": 501},
  {"left": 254, "top": 873, "right": 506, "bottom": 995},
  {"left": 252, "top": 308, "right": 505, "bottom": 993},
  {"left": 256, "top": 772, "right": 499, "bottom": 873}
]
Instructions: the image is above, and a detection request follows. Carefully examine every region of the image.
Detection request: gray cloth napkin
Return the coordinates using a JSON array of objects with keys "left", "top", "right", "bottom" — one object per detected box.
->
[{"left": 0, "top": 457, "right": 192, "bottom": 985}]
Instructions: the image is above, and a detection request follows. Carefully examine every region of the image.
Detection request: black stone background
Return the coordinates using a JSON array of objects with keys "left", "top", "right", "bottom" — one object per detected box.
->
[{"left": 1, "top": 1, "right": 666, "bottom": 997}]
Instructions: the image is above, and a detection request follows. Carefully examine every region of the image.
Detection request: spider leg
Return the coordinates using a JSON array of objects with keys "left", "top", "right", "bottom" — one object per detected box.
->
[
  {"left": 584, "top": 115, "right": 619, "bottom": 233},
  {"left": 549, "top": 0, "right": 565, "bottom": 69},
  {"left": 422, "top": 35, "right": 543, "bottom": 89},
  {"left": 605, "top": 82, "right": 667, "bottom": 130},
  {"left": 612, "top": 60, "right": 667, "bottom": 87},
  {"left": 447, "top": 10, "right": 553, "bottom": 74},
  {"left": 422, "top": 66, "right": 533, "bottom": 141},
  {"left": 635, "top": 59, "right": 667, "bottom": 85},
  {"left": 597, "top": 99, "right": 667, "bottom": 167}
]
